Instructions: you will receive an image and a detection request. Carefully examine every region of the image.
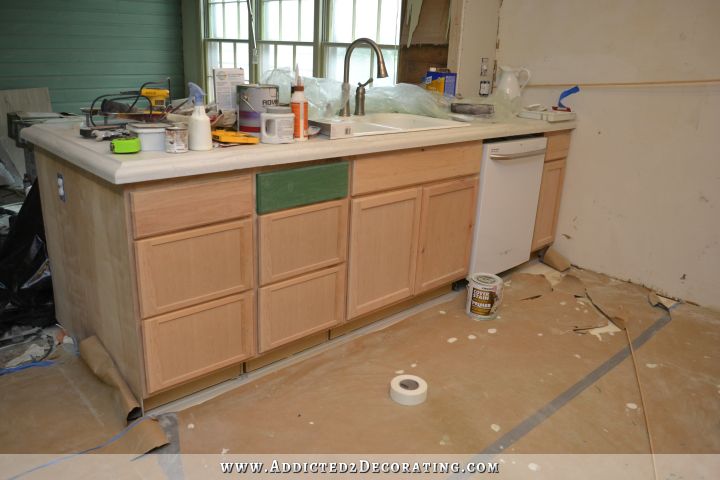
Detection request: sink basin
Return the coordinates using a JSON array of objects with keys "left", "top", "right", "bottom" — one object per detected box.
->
[{"left": 349, "top": 113, "right": 469, "bottom": 136}]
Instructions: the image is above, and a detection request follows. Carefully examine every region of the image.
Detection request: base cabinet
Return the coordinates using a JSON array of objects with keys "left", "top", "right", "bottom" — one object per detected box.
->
[
  {"left": 258, "top": 265, "right": 345, "bottom": 352},
  {"left": 415, "top": 177, "right": 478, "bottom": 293},
  {"left": 531, "top": 159, "right": 566, "bottom": 251},
  {"left": 143, "top": 292, "right": 255, "bottom": 393},
  {"left": 347, "top": 188, "right": 422, "bottom": 319}
]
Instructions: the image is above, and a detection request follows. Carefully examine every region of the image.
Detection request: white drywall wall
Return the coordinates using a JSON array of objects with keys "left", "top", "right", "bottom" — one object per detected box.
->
[
  {"left": 448, "top": 0, "right": 500, "bottom": 97},
  {"left": 496, "top": 0, "right": 720, "bottom": 308}
]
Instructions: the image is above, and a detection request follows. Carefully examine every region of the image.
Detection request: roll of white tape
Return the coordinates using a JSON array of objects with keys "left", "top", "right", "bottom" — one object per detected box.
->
[{"left": 389, "top": 374, "right": 428, "bottom": 406}]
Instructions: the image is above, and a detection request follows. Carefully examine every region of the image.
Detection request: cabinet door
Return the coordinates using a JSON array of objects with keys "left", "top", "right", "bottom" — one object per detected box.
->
[
  {"left": 415, "top": 176, "right": 478, "bottom": 293},
  {"left": 143, "top": 292, "right": 255, "bottom": 393},
  {"left": 347, "top": 188, "right": 421, "bottom": 319},
  {"left": 258, "top": 200, "right": 348, "bottom": 285},
  {"left": 531, "top": 159, "right": 567, "bottom": 251},
  {"left": 135, "top": 219, "right": 254, "bottom": 318},
  {"left": 258, "top": 265, "right": 345, "bottom": 352}
]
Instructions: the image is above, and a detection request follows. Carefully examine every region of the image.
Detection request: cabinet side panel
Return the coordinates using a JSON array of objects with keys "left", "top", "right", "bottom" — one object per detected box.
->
[{"left": 35, "top": 149, "right": 143, "bottom": 398}]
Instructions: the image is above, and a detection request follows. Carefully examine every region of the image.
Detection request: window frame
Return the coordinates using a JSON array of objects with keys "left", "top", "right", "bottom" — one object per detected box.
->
[{"left": 201, "top": 0, "right": 401, "bottom": 89}]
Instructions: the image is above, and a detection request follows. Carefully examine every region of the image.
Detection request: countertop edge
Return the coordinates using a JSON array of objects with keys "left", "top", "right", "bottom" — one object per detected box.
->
[{"left": 22, "top": 120, "right": 576, "bottom": 185}]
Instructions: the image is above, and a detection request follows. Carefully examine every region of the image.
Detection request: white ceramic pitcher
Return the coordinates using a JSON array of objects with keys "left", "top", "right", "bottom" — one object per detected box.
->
[{"left": 496, "top": 66, "right": 531, "bottom": 100}]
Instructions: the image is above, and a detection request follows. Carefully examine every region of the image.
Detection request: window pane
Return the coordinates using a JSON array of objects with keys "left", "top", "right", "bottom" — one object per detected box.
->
[
  {"left": 224, "top": 2, "right": 239, "bottom": 39},
  {"left": 239, "top": 1, "right": 249, "bottom": 38},
  {"left": 325, "top": 46, "right": 346, "bottom": 83},
  {"left": 281, "top": 0, "right": 299, "bottom": 41},
  {"left": 235, "top": 42, "right": 250, "bottom": 77},
  {"left": 354, "top": 0, "right": 378, "bottom": 40},
  {"left": 300, "top": 0, "right": 314, "bottom": 42},
  {"left": 325, "top": 46, "right": 374, "bottom": 86},
  {"left": 378, "top": 0, "right": 401, "bottom": 45},
  {"left": 296, "top": 45, "right": 313, "bottom": 77},
  {"left": 207, "top": 41, "right": 221, "bottom": 74},
  {"left": 276, "top": 44, "right": 294, "bottom": 70},
  {"left": 210, "top": 2, "right": 223, "bottom": 37},
  {"left": 263, "top": 0, "right": 281, "bottom": 40},
  {"left": 330, "top": 0, "right": 353, "bottom": 43},
  {"left": 260, "top": 44, "right": 276, "bottom": 78},
  {"left": 221, "top": 41, "right": 236, "bottom": 68}
]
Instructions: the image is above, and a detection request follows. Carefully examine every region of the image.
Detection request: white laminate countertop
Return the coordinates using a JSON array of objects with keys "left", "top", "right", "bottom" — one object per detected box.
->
[{"left": 22, "top": 118, "right": 576, "bottom": 185}]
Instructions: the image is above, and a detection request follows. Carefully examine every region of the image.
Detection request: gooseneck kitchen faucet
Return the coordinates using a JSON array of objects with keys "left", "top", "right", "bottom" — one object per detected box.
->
[{"left": 340, "top": 38, "right": 388, "bottom": 117}]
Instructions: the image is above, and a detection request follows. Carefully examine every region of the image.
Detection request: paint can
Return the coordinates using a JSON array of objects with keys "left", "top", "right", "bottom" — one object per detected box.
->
[
  {"left": 236, "top": 84, "right": 279, "bottom": 133},
  {"left": 165, "top": 124, "right": 188, "bottom": 153},
  {"left": 466, "top": 273, "right": 503, "bottom": 320}
]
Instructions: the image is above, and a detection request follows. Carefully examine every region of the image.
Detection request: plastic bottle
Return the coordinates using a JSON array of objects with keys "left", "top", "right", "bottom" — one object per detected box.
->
[
  {"left": 187, "top": 82, "right": 212, "bottom": 151},
  {"left": 290, "top": 65, "right": 309, "bottom": 141}
]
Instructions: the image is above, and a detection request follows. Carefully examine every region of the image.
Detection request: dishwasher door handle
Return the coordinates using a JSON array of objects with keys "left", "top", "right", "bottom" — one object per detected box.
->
[{"left": 489, "top": 148, "right": 547, "bottom": 160}]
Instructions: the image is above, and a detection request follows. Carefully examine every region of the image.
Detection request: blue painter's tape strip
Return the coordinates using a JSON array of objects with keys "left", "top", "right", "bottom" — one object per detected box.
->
[
  {"left": 558, "top": 85, "right": 580, "bottom": 109},
  {"left": 0, "top": 360, "right": 55, "bottom": 376}
]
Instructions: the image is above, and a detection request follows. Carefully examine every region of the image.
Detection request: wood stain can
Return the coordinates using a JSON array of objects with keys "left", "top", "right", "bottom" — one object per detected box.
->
[
  {"left": 237, "top": 84, "right": 279, "bottom": 133},
  {"left": 466, "top": 273, "right": 503, "bottom": 320}
]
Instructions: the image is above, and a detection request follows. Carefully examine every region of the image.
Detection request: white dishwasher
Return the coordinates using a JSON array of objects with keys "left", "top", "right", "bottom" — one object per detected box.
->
[{"left": 469, "top": 135, "right": 547, "bottom": 275}]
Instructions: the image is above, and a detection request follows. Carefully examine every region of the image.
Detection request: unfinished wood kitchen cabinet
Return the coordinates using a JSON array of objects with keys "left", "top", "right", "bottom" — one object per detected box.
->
[
  {"left": 415, "top": 176, "right": 478, "bottom": 293},
  {"left": 258, "top": 200, "right": 348, "bottom": 285},
  {"left": 258, "top": 265, "right": 345, "bottom": 352},
  {"left": 143, "top": 292, "right": 255, "bottom": 393},
  {"left": 135, "top": 219, "right": 254, "bottom": 318},
  {"left": 531, "top": 159, "right": 568, "bottom": 252},
  {"left": 347, "top": 188, "right": 422, "bottom": 319}
]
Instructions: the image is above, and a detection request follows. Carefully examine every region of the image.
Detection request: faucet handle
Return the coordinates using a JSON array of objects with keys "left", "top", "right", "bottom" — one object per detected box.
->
[{"left": 357, "top": 77, "right": 373, "bottom": 89}]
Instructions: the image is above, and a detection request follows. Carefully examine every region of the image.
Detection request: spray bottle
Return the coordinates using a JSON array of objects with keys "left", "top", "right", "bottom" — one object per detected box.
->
[
  {"left": 187, "top": 82, "right": 212, "bottom": 151},
  {"left": 290, "top": 65, "right": 309, "bottom": 141}
]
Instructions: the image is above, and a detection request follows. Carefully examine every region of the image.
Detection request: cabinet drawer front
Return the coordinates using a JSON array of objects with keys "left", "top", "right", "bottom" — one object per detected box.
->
[
  {"left": 135, "top": 219, "right": 254, "bottom": 318},
  {"left": 256, "top": 161, "right": 349, "bottom": 214},
  {"left": 130, "top": 174, "right": 252, "bottom": 238},
  {"left": 258, "top": 266, "right": 345, "bottom": 353},
  {"left": 143, "top": 292, "right": 255, "bottom": 393},
  {"left": 259, "top": 200, "right": 348, "bottom": 285},
  {"left": 545, "top": 131, "right": 571, "bottom": 161},
  {"left": 351, "top": 141, "right": 481, "bottom": 195}
]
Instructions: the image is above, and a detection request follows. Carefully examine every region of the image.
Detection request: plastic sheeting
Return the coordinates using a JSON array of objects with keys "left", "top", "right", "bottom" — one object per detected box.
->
[
  {"left": 0, "top": 180, "right": 55, "bottom": 333},
  {"left": 262, "top": 68, "right": 454, "bottom": 120}
]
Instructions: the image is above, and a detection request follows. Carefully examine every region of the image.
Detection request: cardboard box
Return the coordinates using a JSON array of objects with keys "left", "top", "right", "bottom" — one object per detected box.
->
[
  {"left": 213, "top": 68, "right": 245, "bottom": 112},
  {"left": 424, "top": 69, "right": 457, "bottom": 97}
]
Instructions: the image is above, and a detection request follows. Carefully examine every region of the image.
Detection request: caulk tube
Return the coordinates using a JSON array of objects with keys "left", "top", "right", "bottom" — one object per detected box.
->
[
  {"left": 187, "top": 82, "right": 212, "bottom": 151},
  {"left": 290, "top": 65, "right": 308, "bottom": 141}
]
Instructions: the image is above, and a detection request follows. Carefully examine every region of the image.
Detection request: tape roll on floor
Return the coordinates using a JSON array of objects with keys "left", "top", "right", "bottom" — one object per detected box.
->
[{"left": 389, "top": 374, "right": 428, "bottom": 406}]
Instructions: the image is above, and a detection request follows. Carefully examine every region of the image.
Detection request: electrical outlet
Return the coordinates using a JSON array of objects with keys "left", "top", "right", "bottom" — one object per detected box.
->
[{"left": 57, "top": 173, "right": 66, "bottom": 202}]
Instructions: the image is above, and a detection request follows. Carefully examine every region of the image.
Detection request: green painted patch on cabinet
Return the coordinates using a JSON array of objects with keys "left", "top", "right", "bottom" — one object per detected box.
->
[{"left": 257, "top": 162, "right": 349, "bottom": 214}]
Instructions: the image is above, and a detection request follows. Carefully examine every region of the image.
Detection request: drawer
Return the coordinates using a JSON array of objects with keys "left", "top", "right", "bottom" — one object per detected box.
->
[
  {"left": 129, "top": 174, "right": 253, "bottom": 238},
  {"left": 258, "top": 199, "right": 348, "bottom": 285},
  {"left": 258, "top": 265, "right": 345, "bottom": 353},
  {"left": 544, "top": 130, "right": 571, "bottom": 161},
  {"left": 143, "top": 292, "right": 255, "bottom": 393},
  {"left": 351, "top": 141, "right": 482, "bottom": 195},
  {"left": 256, "top": 161, "right": 349, "bottom": 214},
  {"left": 135, "top": 219, "right": 254, "bottom": 318}
]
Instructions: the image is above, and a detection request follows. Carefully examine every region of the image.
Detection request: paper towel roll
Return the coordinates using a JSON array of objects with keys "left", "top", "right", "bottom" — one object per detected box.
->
[{"left": 390, "top": 374, "right": 428, "bottom": 406}]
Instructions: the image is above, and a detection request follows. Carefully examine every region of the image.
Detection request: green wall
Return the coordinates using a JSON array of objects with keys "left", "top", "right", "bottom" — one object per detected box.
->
[{"left": 0, "top": 0, "right": 186, "bottom": 114}]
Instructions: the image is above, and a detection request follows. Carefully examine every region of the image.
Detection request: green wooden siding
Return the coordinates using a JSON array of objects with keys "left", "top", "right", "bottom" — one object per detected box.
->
[
  {"left": 0, "top": 0, "right": 185, "bottom": 114},
  {"left": 256, "top": 162, "right": 350, "bottom": 214}
]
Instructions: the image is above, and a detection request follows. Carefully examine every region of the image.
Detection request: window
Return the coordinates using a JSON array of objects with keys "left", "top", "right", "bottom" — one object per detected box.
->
[{"left": 203, "top": 0, "right": 402, "bottom": 99}]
